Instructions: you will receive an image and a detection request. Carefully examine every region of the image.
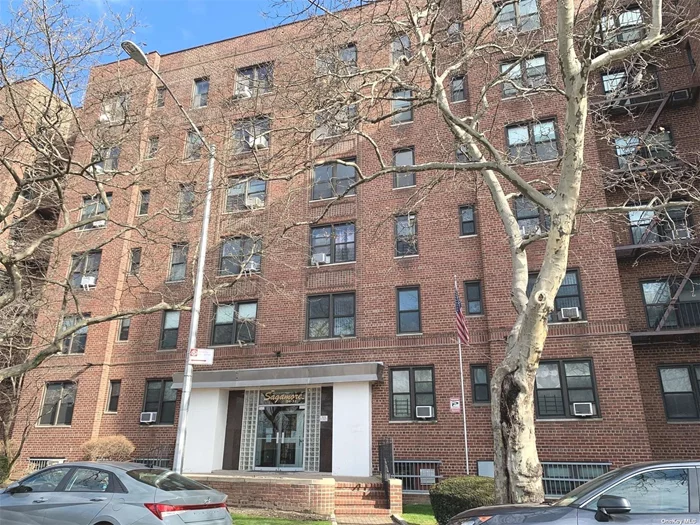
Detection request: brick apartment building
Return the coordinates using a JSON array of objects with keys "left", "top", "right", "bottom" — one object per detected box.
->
[{"left": 10, "top": 0, "right": 700, "bottom": 501}]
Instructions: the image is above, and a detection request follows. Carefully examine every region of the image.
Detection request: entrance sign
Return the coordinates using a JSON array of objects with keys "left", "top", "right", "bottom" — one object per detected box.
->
[
  {"left": 189, "top": 348, "right": 214, "bottom": 365},
  {"left": 261, "top": 390, "right": 306, "bottom": 405},
  {"left": 450, "top": 398, "right": 461, "bottom": 413}
]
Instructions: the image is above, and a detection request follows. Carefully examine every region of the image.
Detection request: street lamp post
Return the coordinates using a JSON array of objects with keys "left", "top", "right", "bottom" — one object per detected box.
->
[{"left": 121, "top": 41, "right": 214, "bottom": 474}]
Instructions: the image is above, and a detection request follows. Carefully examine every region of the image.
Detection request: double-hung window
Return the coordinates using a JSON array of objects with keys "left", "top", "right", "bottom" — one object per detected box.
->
[
  {"left": 600, "top": 6, "right": 645, "bottom": 45},
  {"left": 39, "top": 382, "right": 76, "bottom": 426},
  {"left": 69, "top": 251, "right": 102, "bottom": 289},
  {"left": 500, "top": 56, "right": 547, "bottom": 97},
  {"left": 310, "top": 223, "right": 355, "bottom": 264},
  {"left": 307, "top": 293, "right": 355, "bottom": 339},
  {"left": 313, "top": 105, "right": 358, "bottom": 140},
  {"left": 495, "top": 0, "right": 541, "bottom": 31},
  {"left": 106, "top": 380, "right": 120, "bottom": 412},
  {"left": 391, "top": 89, "right": 413, "bottom": 124},
  {"left": 602, "top": 67, "right": 658, "bottom": 98},
  {"left": 312, "top": 160, "right": 357, "bottom": 200},
  {"left": 659, "top": 365, "right": 700, "bottom": 420},
  {"left": 460, "top": 205, "right": 476, "bottom": 236},
  {"left": 465, "top": 281, "right": 483, "bottom": 314},
  {"left": 93, "top": 147, "right": 120, "bottom": 173},
  {"left": 233, "top": 116, "right": 271, "bottom": 154},
  {"left": 317, "top": 44, "right": 357, "bottom": 75},
  {"left": 129, "top": 247, "right": 142, "bottom": 276},
  {"left": 101, "top": 94, "right": 128, "bottom": 125},
  {"left": 471, "top": 365, "right": 490, "bottom": 402},
  {"left": 507, "top": 120, "right": 558, "bottom": 162},
  {"left": 79, "top": 193, "right": 112, "bottom": 229},
  {"left": 178, "top": 184, "right": 195, "bottom": 218},
  {"left": 395, "top": 214, "right": 418, "bottom": 256},
  {"left": 61, "top": 315, "right": 89, "bottom": 354},
  {"left": 192, "top": 78, "right": 209, "bottom": 108},
  {"left": 535, "top": 360, "right": 599, "bottom": 418},
  {"left": 391, "top": 35, "right": 411, "bottom": 64},
  {"left": 527, "top": 270, "right": 584, "bottom": 321},
  {"left": 641, "top": 277, "right": 700, "bottom": 330},
  {"left": 614, "top": 130, "right": 675, "bottom": 169},
  {"left": 390, "top": 367, "right": 435, "bottom": 420},
  {"left": 397, "top": 287, "right": 421, "bottom": 334},
  {"left": 160, "top": 311, "right": 180, "bottom": 350},
  {"left": 143, "top": 379, "right": 176, "bottom": 424},
  {"left": 393, "top": 148, "right": 415, "bottom": 188},
  {"left": 226, "top": 176, "right": 267, "bottom": 212},
  {"left": 515, "top": 195, "right": 550, "bottom": 235},
  {"left": 236, "top": 63, "right": 273, "bottom": 97},
  {"left": 117, "top": 318, "right": 131, "bottom": 341},
  {"left": 219, "top": 237, "right": 262, "bottom": 275},
  {"left": 168, "top": 243, "right": 188, "bottom": 282},
  {"left": 138, "top": 190, "right": 150, "bottom": 216},
  {"left": 185, "top": 128, "right": 204, "bottom": 161},
  {"left": 155, "top": 87, "right": 166, "bottom": 108},
  {"left": 146, "top": 136, "right": 159, "bottom": 159},
  {"left": 212, "top": 302, "right": 258, "bottom": 345},
  {"left": 628, "top": 205, "right": 692, "bottom": 245},
  {"left": 452, "top": 76, "right": 466, "bottom": 102}
]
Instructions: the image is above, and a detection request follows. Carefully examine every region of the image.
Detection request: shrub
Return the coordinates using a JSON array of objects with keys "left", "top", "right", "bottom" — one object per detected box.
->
[
  {"left": 81, "top": 435, "right": 135, "bottom": 462},
  {"left": 429, "top": 476, "right": 495, "bottom": 525}
]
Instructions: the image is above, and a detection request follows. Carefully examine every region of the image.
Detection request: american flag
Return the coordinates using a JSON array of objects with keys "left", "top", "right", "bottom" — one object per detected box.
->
[{"left": 455, "top": 282, "right": 470, "bottom": 344}]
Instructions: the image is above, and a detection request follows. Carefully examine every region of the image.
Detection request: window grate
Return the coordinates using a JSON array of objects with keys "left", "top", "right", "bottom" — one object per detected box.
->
[{"left": 542, "top": 462, "right": 611, "bottom": 498}]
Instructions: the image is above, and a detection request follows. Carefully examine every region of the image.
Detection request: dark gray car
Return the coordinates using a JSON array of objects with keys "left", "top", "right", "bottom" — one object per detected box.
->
[
  {"left": 0, "top": 461, "right": 231, "bottom": 525},
  {"left": 448, "top": 461, "right": 700, "bottom": 525}
]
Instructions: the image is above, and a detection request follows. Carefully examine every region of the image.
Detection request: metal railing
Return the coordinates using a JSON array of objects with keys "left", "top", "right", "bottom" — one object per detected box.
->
[
  {"left": 394, "top": 460, "right": 443, "bottom": 493},
  {"left": 542, "top": 462, "right": 611, "bottom": 499},
  {"left": 133, "top": 444, "right": 174, "bottom": 469},
  {"left": 646, "top": 301, "right": 700, "bottom": 329},
  {"left": 27, "top": 458, "right": 65, "bottom": 472}
]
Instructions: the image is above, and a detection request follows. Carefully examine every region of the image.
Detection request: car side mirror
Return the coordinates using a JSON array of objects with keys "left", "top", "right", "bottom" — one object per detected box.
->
[
  {"left": 5, "top": 484, "right": 31, "bottom": 495},
  {"left": 595, "top": 496, "right": 631, "bottom": 522}
]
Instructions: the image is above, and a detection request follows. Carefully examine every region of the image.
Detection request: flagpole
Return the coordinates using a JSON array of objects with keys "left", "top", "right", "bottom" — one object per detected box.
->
[{"left": 455, "top": 275, "right": 470, "bottom": 475}]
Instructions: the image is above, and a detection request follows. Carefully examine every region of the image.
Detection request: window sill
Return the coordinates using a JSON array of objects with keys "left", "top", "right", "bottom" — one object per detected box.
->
[
  {"left": 473, "top": 402, "right": 491, "bottom": 407},
  {"left": 135, "top": 214, "right": 148, "bottom": 218},
  {"left": 164, "top": 280, "right": 186, "bottom": 284},
  {"left": 157, "top": 349, "right": 178, "bottom": 353},
  {"left": 215, "top": 272, "right": 260, "bottom": 279},
  {"left": 391, "top": 120, "right": 414, "bottom": 127},
  {"left": 232, "top": 148, "right": 270, "bottom": 157},
  {"left": 114, "top": 341, "right": 129, "bottom": 344},
  {"left": 54, "top": 353, "right": 86, "bottom": 357},
  {"left": 209, "top": 342, "right": 255, "bottom": 348},
  {"left": 536, "top": 417, "right": 602, "bottom": 422},
  {"left": 459, "top": 234, "right": 478, "bottom": 239},
  {"left": 509, "top": 158, "right": 559, "bottom": 167},
  {"left": 396, "top": 332, "right": 423, "bottom": 337},
  {"left": 305, "top": 336, "right": 357, "bottom": 342},
  {"left": 451, "top": 99, "right": 467, "bottom": 105},
  {"left": 392, "top": 185, "right": 417, "bottom": 191},
  {"left": 665, "top": 419, "right": 700, "bottom": 424},
  {"left": 173, "top": 217, "right": 194, "bottom": 222},
  {"left": 394, "top": 254, "right": 419, "bottom": 259},
  {"left": 310, "top": 195, "right": 357, "bottom": 204},
  {"left": 466, "top": 314, "right": 485, "bottom": 318},
  {"left": 306, "top": 261, "right": 356, "bottom": 269},
  {"left": 77, "top": 226, "right": 107, "bottom": 232},
  {"left": 548, "top": 320, "right": 588, "bottom": 326},
  {"left": 221, "top": 208, "right": 266, "bottom": 215},
  {"left": 35, "top": 424, "right": 71, "bottom": 429},
  {"left": 181, "top": 159, "right": 204, "bottom": 164},
  {"left": 389, "top": 419, "right": 438, "bottom": 424},
  {"left": 104, "top": 411, "right": 118, "bottom": 415},
  {"left": 140, "top": 423, "right": 174, "bottom": 427}
]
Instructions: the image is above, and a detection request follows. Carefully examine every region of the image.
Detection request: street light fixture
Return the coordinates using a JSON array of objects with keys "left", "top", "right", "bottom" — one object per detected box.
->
[{"left": 121, "top": 40, "right": 215, "bottom": 474}]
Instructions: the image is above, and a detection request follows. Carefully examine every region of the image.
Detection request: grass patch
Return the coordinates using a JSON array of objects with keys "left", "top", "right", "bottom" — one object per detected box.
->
[
  {"left": 231, "top": 514, "right": 328, "bottom": 525},
  {"left": 402, "top": 504, "right": 438, "bottom": 525}
]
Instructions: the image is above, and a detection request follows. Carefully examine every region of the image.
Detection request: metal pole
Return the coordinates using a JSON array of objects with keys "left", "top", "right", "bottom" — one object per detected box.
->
[{"left": 172, "top": 144, "right": 216, "bottom": 474}]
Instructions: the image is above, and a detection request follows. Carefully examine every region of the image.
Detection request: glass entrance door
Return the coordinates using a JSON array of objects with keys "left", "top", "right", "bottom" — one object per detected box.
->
[{"left": 254, "top": 407, "right": 305, "bottom": 470}]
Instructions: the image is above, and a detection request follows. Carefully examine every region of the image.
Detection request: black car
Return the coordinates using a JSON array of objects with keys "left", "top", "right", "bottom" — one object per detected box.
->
[{"left": 448, "top": 461, "right": 700, "bottom": 525}]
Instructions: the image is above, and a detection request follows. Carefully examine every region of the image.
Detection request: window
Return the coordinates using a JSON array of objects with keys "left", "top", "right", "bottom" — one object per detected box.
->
[
  {"left": 602, "top": 67, "right": 658, "bottom": 98},
  {"left": 317, "top": 44, "right": 357, "bottom": 75},
  {"left": 178, "top": 184, "right": 195, "bottom": 218},
  {"left": 390, "top": 367, "right": 435, "bottom": 420},
  {"left": 21, "top": 467, "right": 72, "bottom": 491},
  {"left": 500, "top": 56, "right": 547, "bottom": 97},
  {"left": 226, "top": 176, "right": 267, "bottom": 212},
  {"left": 641, "top": 277, "right": 700, "bottom": 330},
  {"left": 393, "top": 148, "right": 415, "bottom": 188},
  {"left": 465, "top": 281, "right": 483, "bottom": 314},
  {"left": 312, "top": 160, "right": 357, "bottom": 200},
  {"left": 39, "top": 382, "right": 76, "bottom": 426},
  {"left": 160, "top": 311, "right": 180, "bottom": 350},
  {"left": 107, "top": 380, "right": 121, "bottom": 412},
  {"left": 590, "top": 468, "right": 690, "bottom": 513},
  {"left": 129, "top": 247, "right": 142, "bottom": 276},
  {"left": 527, "top": 270, "right": 584, "bottom": 322},
  {"left": 310, "top": 223, "right": 355, "bottom": 264},
  {"left": 185, "top": 128, "right": 204, "bottom": 161},
  {"left": 391, "top": 35, "right": 411, "bottom": 64},
  {"left": 447, "top": 21, "right": 463, "bottom": 42},
  {"left": 313, "top": 105, "right": 358, "bottom": 140},
  {"left": 79, "top": 193, "right": 112, "bottom": 229},
  {"left": 192, "top": 78, "right": 209, "bottom": 108},
  {"left": 146, "top": 136, "right": 159, "bottom": 159},
  {"left": 456, "top": 144, "right": 472, "bottom": 162},
  {"left": 535, "top": 360, "right": 598, "bottom": 418},
  {"left": 138, "top": 189, "right": 150, "bottom": 216},
  {"left": 460, "top": 205, "right": 476, "bottom": 236},
  {"left": 628, "top": 205, "right": 692, "bottom": 245},
  {"left": 219, "top": 237, "right": 262, "bottom": 275},
  {"left": 495, "top": 0, "right": 540, "bottom": 31},
  {"left": 506, "top": 120, "right": 557, "bottom": 162},
  {"left": 61, "top": 315, "right": 88, "bottom": 354},
  {"left": 117, "top": 318, "right": 131, "bottom": 342},
  {"left": 212, "top": 302, "right": 258, "bottom": 345},
  {"left": 155, "top": 86, "right": 166, "bottom": 108},
  {"left": 307, "top": 293, "right": 355, "bottom": 339},
  {"left": 391, "top": 89, "right": 413, "bottom": 124},
  {"left": 515, "top": 195, "right": 550, "bottom": 235},
  {"left": 471, "top": 365, "right": 490, "bottom": 402},
  {"left": 101, "top": 94, "right": 128, "bottom": 124},
  {"left": 236, "top": 63, "right": 273, "bottom": 96},
  {"left": 397, "top": 287, "right": 421, "bottom": 334},
  {"left": 614, "top": 130, "right": 675, "bottom": 169},
  {"left": 600, "top": 6, "right": 645, "bottom": 46},
  {"left": 168, "top": 243, "right": 188, "bottom": 282},
  {"left": 659, "top": 366, "right": 700, "bottom": 420},
  {"left": 69, "top": 251, "right": 102, "bottom": 289},
  {"left": 395, "top": 214, "right": 418, "bottom": 256},
  {"left": 143, "top": 379, "right": 176, "bottom": 424},
  {"left": 451, "top": 76, "right": 466, "bottom": 102},
  {"left": 232, "top": 116, "right": 271, "bottom": 153},
  {"left": 93, "top": 146, "right": 120, "bottom": 172},
  {"left": 64, "top": 467, "right": 111, "bottom": 492}
]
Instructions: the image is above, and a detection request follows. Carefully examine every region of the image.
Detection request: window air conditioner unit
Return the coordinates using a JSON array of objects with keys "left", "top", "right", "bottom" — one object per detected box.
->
[
  {"left": 98, "top": 113, "right": 111, "bottom": 124},
  {"left": 248, "top": 135, "right": 269, "bottom": 150},
  {"left": 671, "top": 88, "right": 692, "bottom": 103},
  {"left": 140, "top": 412, "right": 157, "bottom": 424},
  {"left": 235, "top": 85, "right": 252, "bottom": 98},
  {"left": 558, "top": 306, "right": 581, "bottom": 322},
  {"left": 91, "top": 219, "right": 106, "bottom": 228},
  {"left": 520, "top": 225, "right": 541, "bottom": 237},
  {"left": 672, "top": 228, "right": 692, "bottom": 240},
  {"left": 80, "top": 276, "right": 97, "bottom": 290},
  {"left": 311, "top": 253, "right": 330, "bottom": 265},
  {"left": 242, "top": 260, "right": 260, "bottom": 273},
  {"left": 416, "top": 406, "right": 434, "bottom": 419},
  {"left": 245, "top": 197, "right": 264, "bottom": 209},
  {"left": 572, "top": 402, "right": 595, "bottom": 417}
]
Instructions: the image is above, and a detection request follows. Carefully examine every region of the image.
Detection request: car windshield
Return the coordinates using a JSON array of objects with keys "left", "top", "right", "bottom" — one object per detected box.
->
[
  {"left": 552, "top": 468, "right": 622, "bottom": 507},
  {"left": 126, "top": 468, "right": 210, "bottom": 491}
]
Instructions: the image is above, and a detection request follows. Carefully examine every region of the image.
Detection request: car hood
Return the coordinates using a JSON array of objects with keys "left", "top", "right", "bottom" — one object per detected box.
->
[{"left": 448, "top": 504, "right": 575, "bottom": 525}]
